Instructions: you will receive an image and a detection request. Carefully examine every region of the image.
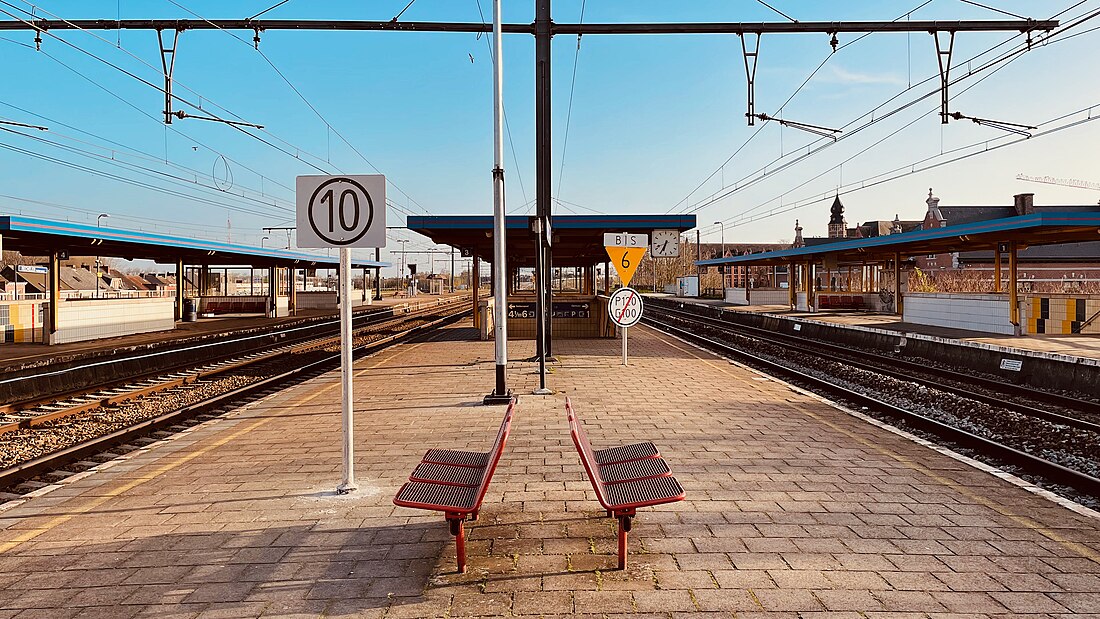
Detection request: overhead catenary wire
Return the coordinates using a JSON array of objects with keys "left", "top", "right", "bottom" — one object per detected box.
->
[
  {"left": 665, "top": 0, "right": 936, "bottom": 214},
  {"left": 0, "top": 0, "right": 332, "bottom": 174},
  {"left": 554, "top": 0, "right": 587, "bottom": 202},
  {"left": 681, "top": 2, "right": 1100, "bottom": 220},
  {"left": 722, "top": 101, "right": 1100, "bottom": 230},
  {"left": 162, "top": 0, "right": 432, "bottom": 215}
]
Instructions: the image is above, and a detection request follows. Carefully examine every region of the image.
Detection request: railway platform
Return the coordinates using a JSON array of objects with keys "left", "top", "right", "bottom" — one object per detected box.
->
[
  {"left": 0, "top": 293, "right": 469, "bottom": 373},
  {"left": 2, "top": 323, "right": 1099, "bottom": 617},
  {"left": 666, "top": 296, "right": 1100, "bottom": 361}
]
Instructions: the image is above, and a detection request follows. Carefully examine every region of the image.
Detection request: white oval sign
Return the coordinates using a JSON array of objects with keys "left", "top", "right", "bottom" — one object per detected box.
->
[{"left": 607, "top": 287, "right": 644, "bottom": 328}]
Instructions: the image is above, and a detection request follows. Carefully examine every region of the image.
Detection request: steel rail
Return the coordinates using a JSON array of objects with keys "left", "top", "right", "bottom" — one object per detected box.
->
[
  {"left": 0, "top": 19, "right": 1056, "bottom": 34},
  {"left": 650, "top": 303, "right": 1100, "bottom": 425},
  {"left": 0, "top": 308, "right": 468, "bottom": 491},
  {"left": 0, "top": 302, "right": 460, "bottom": 436},
  {"left": 0, "top": 296, "right": 469, "bottom": 414},
  {"left": 643, "top": 316, "right": 1100, "bottom": 499}
]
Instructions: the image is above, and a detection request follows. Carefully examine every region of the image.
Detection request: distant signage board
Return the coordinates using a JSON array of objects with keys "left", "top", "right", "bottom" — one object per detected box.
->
[{"left": 16, "top": 265, "right": 48, "bottom": 274}]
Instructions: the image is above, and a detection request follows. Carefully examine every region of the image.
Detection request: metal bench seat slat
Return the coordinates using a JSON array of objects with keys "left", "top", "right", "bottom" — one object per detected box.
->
[
  {"left": 393, "top": 481, "right": 479, "bottom": 513},
  {"left": 594, "top": 442, "right": 659, "bottom": 465},
  {"left": 604, "top": 475, "right": 685, "bottom": 510},
  {"left": 410, "top": 462, "right": 484, "bottom": 487},
  {"left": 600, "top": 456, "right": 670, "bottom": 484},
  {"left": 422, "top": 448, "right": 489, "bottom": 468}
]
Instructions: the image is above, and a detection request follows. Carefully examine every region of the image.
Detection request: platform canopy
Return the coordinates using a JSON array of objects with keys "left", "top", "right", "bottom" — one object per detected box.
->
[
  {"left": 697, "top": 211, "right": 1100, "bottom": 268},
  {"left": 0, "top": 215, "right": 388, "bottom": 269},
  {"left": 408, "top": 214, "right": 697, "bottom": 268}
]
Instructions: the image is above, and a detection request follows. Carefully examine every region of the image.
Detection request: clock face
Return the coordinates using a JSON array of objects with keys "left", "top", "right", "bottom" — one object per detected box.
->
[{"left": 651, "top": 229, "right": 680, "bottom": 257}]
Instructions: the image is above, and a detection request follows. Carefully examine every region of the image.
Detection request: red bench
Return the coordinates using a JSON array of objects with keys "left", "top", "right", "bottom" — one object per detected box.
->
[
  {"left": 566, "top": 398, "right": 685, "bottom": 569},
  {"left": 393, "top": 398, "right": 516, "bottom": 573},
  {"left": 818, "top": 294, "right": 866, "bottom": 310}
]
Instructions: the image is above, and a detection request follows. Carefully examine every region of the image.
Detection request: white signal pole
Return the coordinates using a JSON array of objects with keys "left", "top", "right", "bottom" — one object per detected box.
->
[{"left": 485, "top": 0, "right": 511, "bottom": 404}]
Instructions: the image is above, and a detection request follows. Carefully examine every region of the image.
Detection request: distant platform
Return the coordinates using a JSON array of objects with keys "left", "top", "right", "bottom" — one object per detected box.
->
[{"left": 659, "top": 295, "right": 1100, "bottom": 362}]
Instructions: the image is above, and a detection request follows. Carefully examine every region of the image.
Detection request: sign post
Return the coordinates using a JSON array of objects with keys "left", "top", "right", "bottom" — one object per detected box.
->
[
  {"left": 297, "top": 174, "right": 386, "bottom": 495},
  {"left": 604, "top": 232, "right": 648, "bottom": 366}
]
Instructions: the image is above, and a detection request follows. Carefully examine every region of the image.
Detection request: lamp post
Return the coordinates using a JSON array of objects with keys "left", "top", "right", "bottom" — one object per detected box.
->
[
  {"left": 96, "top": 213, "right": 109, "bottom": 298},
  {"left": 396, "top": 239, "right": 409, "bottom": 295},
  {"left": 261, "top": 236, "right": 269, "bottom": 248},
  {"left": 714, "top": 221, "right": 725, "bottom": 288}
]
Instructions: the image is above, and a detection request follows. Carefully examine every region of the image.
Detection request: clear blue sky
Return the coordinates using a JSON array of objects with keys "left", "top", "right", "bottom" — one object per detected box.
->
[{"left": 1, "top": 1, "right": 1098, "bottom": 273}]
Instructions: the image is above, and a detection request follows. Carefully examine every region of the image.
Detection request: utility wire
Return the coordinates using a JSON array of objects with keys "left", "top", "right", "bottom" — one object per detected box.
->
[
  {"left": 666, "top": 0, "right": 935, "bottom": 214},
  {"left": 1, "top": 0, "right": 332, "bottom": 174},
  {"left": 0, "top": 36, "right": 298, "bottom": 199},
  {"left": 473, "top": 0, "right": 528, "bottom": 211},
  {"left": 555, "top": 0, "right": 586, "bottom": 201},
  {"left": 754, "top": 0, "right": 797, "bottom": 23},
  {"left": 681, "top": 2, "right": 1100, "bottom": 219},
  {"left": 162, "top": 0, "right": 432, "bottom": 215},
  {"left": 724, "top": 102, "right": 1100, "bottom": 230}
]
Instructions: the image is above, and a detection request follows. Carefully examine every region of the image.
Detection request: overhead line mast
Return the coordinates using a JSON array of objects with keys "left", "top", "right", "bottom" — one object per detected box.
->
[{"left": 0, "top": 10, "right": 1055, "bottom": 395}]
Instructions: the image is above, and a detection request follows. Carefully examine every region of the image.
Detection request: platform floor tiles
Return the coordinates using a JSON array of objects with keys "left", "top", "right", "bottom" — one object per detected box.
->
[{"left": 0, "top": 323, "right": 1098, "bottom": 618}]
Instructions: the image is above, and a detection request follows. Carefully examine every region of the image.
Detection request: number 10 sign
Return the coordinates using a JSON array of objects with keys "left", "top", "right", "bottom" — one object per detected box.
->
[{"left": 296, "top": 175, "right": 387, "bottom": 248}]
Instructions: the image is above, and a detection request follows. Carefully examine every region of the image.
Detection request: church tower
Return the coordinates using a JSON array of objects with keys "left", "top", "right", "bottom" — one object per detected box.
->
[{"left": 828, "top": 194, "right": 847, "bottom": 238}]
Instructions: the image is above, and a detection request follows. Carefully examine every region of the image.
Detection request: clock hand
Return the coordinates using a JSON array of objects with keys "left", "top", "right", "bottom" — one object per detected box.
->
[{"left": 660, "top": 240, "right": 669, "bottom": 252}]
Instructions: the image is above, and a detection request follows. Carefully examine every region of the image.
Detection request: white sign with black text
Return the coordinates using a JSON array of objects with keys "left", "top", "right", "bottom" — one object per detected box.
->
[{"left": 296, "top": 175, "right": 387, "bottom": 249}]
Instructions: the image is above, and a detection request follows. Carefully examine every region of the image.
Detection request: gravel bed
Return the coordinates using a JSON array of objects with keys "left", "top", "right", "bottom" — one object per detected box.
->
[
  {"left": 656, "top": 313, "right": 1100, "bottom": 484},
  {"left": 0, "top": 310, "right": 456, "bottom": 480}
]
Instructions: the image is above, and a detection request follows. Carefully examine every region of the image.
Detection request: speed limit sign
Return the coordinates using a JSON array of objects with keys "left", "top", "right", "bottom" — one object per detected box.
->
[
  {"left": 296, "top": 175, "right": 387, "bottom": 248},
  {"left": 607, "top": 287, "right": 643, "bottom": 328}
]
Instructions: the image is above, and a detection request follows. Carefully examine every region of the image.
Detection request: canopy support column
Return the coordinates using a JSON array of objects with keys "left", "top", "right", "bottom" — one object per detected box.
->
[
  {"left": 175, "top": 258, "right": 184, "bottom": 321},
  {"left": 47, "top": 250, "right": 60, "bottom": 344},
  {"left": 994, "top": 245, "right": 1003, "bottom": 293},
  {"left": 893, "top": 254, "right": 903, "bottom": 316},
  {"left": 1009, "top": 241, "right": 1020, "bottom": 334},
  {"left": 788, "top": 262, "right": 796, "bottom": 309},
  {"left": 472, "top": 256, "right": 481, "bottom": 330}
]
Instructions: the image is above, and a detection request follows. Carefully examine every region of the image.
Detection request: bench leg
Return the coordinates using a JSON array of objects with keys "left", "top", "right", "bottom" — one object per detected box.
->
[
  {"left": 616, "top": 515, "right": 633, "bottom": 570},
  {"left": 448, "top": 516, "right": 467, "bottom": 573}
]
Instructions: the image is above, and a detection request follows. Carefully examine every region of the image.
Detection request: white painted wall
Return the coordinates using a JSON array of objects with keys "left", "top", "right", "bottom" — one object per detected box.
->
[
  {"left": 724, "top": 287, "right": 748, "bottom": 304},
  {"left": 50, "top": 298, "right": 175, "bottom": 344},
  {"left": 796, "top": 292, "right": 809, "bottom": 312},
  {"left": 903, "top": 292, "right": 1015, "bottom": 335}
]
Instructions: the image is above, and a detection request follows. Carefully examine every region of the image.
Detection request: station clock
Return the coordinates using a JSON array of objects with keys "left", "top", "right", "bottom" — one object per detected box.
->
[{"left": 650, "top": 229, "right": 680, "bottom": 257}]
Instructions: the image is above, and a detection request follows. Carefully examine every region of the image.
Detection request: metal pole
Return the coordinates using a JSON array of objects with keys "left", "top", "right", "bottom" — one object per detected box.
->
[
  {"left": 533, "top": 0, "right": 552, "bottom": 395},
  {"left": 451, "top": 247, "right": 456, "bottom": 293},
  {"left": 375, "top": 248, "right": 382, "bottom": 300},
  {"left": 336, "top": 247, "right": 357, "bottom": 494},
  {"left": 622, "top": 326, "right": 628, "bottom": 366},
  {"left": 486, "top": 0, "right": 511, "bottom": 404},
  {"left": 1008, "top": 241, "right": 1020, "bottom": 333}
]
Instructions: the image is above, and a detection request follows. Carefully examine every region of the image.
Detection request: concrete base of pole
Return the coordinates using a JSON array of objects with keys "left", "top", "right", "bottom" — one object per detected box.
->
[
  {"left": 335, "top": 483, "right": 358, "bottom": 495},
  {"left": 532, "top": 388, "right": 554, "bottom": 396}
]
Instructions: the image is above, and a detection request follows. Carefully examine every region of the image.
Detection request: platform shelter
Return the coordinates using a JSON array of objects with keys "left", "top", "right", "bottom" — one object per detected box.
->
[
  {"left": 408, "top": 214, "right": 696, "bottom": 340},
  {"left": 697, "top": 210, "right": 1100, "bottom": 336},
  {"left": 0, "top": 215, "right": 387, "bottom": 344}
]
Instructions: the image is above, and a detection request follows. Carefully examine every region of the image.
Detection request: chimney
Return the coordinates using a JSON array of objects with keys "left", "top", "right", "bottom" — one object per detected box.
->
[{"left": 1013, "top": 193, "right": 1035, "bottom": 215}]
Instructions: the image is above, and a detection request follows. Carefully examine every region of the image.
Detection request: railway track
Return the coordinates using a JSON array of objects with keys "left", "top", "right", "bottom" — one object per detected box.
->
[
  {"left": 643, "top": 307, "right": 1100, "bottom": 502},
  {"left": 0, "top": 301, "right": 469, "bottom": 498}
]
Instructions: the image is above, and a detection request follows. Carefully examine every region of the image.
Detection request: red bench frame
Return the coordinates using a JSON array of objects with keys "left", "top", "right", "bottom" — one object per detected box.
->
[
  {"left": 566, "top": 398, "right": 685, "bottom": 569},
  {"left": 393, "top": 398, "right": 516, "bottom": 573},
  {"left": 818, "top": 294, "right": 866, "bottom": 310}
]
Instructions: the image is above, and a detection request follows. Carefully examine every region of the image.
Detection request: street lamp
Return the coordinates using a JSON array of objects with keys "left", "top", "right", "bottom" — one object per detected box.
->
[
  {"left": 396, "top": 239, "right": 409, "bottom": 295},
  {"left": 96, "top": 214, "right": 109, "bottom": 298},
  {"left": 261, "top": 236, "right": 269, "bottom": 248}
]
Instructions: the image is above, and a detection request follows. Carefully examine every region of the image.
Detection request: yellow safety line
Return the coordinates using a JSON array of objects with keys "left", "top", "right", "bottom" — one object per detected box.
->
[
  {"left": 643, "top": 326, "right": 1100, "bottom": 565},
  {"left": 0, "top": 339, "right": 428, "bottom": 555}
]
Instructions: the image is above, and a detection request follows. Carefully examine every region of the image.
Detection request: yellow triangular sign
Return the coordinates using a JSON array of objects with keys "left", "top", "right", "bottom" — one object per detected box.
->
[{"left": 605, "top": 246, "right": 647, "bottom": 287}]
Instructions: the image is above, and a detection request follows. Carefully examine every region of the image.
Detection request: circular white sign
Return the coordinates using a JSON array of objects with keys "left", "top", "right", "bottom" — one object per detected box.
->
[
  {"left": 306, "top": 177, "right": 376, "bottom": 246},
  {"left": 607, "top": 287, "right": 644, "bottom": 328}
]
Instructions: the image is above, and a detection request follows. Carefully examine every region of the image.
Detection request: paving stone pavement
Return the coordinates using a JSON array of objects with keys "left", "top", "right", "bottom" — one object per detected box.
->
[{"left": 1, "top": 322, "right": 1098, "bottom": 618}]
